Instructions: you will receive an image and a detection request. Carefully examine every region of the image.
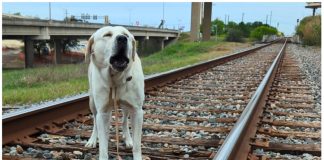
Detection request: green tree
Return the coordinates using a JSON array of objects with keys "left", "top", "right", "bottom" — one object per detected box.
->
[
  {"left": 238, "top": 22, "right": 250, "bottom": 37},
  {"left": 227, "top": 21, "right": 238, "bottom": 29},
  {"left": 250, "top": 26, "right": 278, "bottom": 40},
  {"left": 251, "top": 21, "right": 264, "bottom": 28},
  {"left": 13, "top": 12, "right": 21, "bottom": 16},
  {"left": 211, "top": 19, "right": 225, "bottom": 35}
]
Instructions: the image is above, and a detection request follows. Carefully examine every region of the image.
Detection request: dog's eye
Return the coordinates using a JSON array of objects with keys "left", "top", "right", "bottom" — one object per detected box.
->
[{"left": 104, "top": 32, "right": 113, "bottom": 37}]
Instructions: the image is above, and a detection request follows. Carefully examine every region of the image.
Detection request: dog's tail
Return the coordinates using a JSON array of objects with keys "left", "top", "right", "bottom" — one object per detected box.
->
[{"left": 85, "top": 35, "right": 94, "bottom": 63}]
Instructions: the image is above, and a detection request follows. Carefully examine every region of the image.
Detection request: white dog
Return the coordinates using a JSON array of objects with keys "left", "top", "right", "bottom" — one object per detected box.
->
[{"left": 84, "top": 26, "right": 145, "bottom": 160}]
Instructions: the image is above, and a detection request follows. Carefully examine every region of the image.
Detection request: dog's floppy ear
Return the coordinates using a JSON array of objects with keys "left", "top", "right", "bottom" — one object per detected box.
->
[
  {"left": 132, "top": 39, "right": 136, "bottom": 61},
  {"left": 85, "top": 34, "right": 94, "bottom": 63}
]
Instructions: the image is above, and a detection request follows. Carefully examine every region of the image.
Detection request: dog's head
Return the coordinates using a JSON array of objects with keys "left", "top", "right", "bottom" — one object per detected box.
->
[{"left": 85, "top": 26, "right": 136, "bottom": 72}]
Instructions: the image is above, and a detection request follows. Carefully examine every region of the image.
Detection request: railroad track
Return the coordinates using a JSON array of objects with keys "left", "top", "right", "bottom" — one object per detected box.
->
[
  {"left": 3, "top": 38, "right": 320, "bottom": 159},
  {"left": 248, "top": 44, "right": 321, "bottom": 160}
]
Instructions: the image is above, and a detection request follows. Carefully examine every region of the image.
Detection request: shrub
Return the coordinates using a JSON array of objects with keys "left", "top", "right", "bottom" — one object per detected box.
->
[
  {"left": 296, "top": 15, "right": 321, "bottom": 46},
  {"left": 225, "top": 28, "right": 243, "bottom": 42},
  {"left": 250, "top": 26, "right": 278, "bottom": 40}
]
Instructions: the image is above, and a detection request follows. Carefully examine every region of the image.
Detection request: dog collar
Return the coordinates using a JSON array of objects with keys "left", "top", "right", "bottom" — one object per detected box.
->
[{"left": 109, "top": 67, "right": 132, "bottom": 83}]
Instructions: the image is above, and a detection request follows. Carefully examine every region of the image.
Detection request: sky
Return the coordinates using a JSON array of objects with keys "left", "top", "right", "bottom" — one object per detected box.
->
[{"left": 2, "top": 2, "right": 321, "bottom": 35}]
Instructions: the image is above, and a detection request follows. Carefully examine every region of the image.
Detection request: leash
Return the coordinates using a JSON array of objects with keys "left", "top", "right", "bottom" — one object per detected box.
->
[
  {"left": 110, "top": 70, "right": 132, "bottom": 160},
  {"left": 111, "top": 86, "right": 122, "bottom": 160}
]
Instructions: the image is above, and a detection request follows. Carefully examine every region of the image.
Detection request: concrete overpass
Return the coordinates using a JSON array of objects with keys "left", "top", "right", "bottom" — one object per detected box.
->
[{"left": 2, "top": 17, "right": 180, "bottom": 67}]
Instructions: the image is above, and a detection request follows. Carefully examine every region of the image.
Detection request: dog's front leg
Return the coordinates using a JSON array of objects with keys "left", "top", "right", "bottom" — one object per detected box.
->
[
  {"left": 122, "top": 109, "right": 133, "bottom": 149},
  {"left": 85, "top": 97, "right": 98, "bottom": 148},
  {"left": 131, "top": 108, "right": 144, "bottom": 160},
  {"left": 96, "top": 111, "right": 112, "bottom": 160}
]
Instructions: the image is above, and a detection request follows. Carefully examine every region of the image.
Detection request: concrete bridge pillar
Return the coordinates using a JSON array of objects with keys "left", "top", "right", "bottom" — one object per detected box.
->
[
  {"left": 202, "top": 2, "right": 212, "bottom": 41},
  {"left": 191, "top": 2, "right": 212, "bottom": 42},
  {"left": 24, "top": 37, "right": 34, "bottom": 68},
  {"left": 137, "top": 37, "right": 165, "bottom": 56},
  {"left": 190, "top": 2, "right": 202, "bottom": 42},
  {"left": 54, "top": 39, "right": 63, "bottom": 64},
  {"left": 164, "top": 37, "right": 178, "bottom": 47}
]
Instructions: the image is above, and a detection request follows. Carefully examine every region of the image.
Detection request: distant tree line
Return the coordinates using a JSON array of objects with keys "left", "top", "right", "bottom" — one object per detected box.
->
[{"left": 202, "top": 19, "right": 281, "bottom": 42}]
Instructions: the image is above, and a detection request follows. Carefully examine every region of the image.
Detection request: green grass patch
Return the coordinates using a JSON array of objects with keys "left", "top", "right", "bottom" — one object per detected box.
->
[
  {"left": 3, "top": 38, "right": 250, "bottom": 106},
  {"left": 3, "top": 64, "right": 88, "bottom": 105},
  {"left": 141, "top": 39, "right": 246, "bottom": 74}
]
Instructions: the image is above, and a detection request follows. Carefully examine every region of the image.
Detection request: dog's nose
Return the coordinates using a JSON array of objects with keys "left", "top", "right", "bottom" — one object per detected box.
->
[{"left": 116, "top": 35, "right": 127, "bottom": 44}]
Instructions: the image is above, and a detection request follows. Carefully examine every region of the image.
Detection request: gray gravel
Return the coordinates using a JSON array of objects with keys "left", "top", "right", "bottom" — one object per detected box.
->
[
  {"left": 287, "top": 44, "right": 321, "bottom": 105},
  {"left": 3, "top": 43, "right": 286, "bottom": 159},
  {"left": 253, "top": 149, "right": 321, "bottom": 160}
]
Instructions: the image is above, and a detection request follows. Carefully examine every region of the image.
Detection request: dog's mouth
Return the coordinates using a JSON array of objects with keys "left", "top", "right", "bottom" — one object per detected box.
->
[
  {"left": 109, "top": 35, "right": 130, "bottom": 72},
  {"left": 110, "top": 54, "right": 129, "bottom": 72}
]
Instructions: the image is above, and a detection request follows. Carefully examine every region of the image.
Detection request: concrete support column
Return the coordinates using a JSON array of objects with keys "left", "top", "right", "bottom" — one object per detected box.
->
[
  {"left": 137, "top": 37, "right": 146, "bottom": 56},
  {"left": 137, "top": 37, "right": 164, "bottom": 56},
  {"left": 24, "top": 37, "right": 34, "bottom": 68},
  {"left": 202, "top": 2, "right": 212, "bottom": 41},
  {"left": 164, "top": 37, "right": 178, "bottom": 47},
  {"left": 54, "top": 39, "right": 63, "bottom": 64},
  {"left": 190, "top": 2, "right": 202, "bottom": 42}
]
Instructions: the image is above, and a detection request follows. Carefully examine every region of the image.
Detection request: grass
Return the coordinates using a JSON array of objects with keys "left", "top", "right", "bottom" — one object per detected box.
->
[
  {"left": 3, "top": 35, "right": 250, "bottom": 105},
  {"left": 3, "top": 64, "right": 88, "bottom": 105},
  {"left": 141, "top": 40, "right": 248, "bottom": 74}
]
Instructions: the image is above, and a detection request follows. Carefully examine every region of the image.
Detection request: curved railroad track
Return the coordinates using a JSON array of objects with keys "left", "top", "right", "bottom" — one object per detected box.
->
[{"left": 3, "top": 38, "right": 320, "bottom": 159}]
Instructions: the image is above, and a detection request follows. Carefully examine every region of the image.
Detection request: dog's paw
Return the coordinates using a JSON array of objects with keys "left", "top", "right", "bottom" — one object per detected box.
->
[
  {"left": 85, "top": 138, "right": 97, "bottom": 148},
  {"left": 132, "top": 153, "right": 142, "bottom": 160},
  {"left": 125, "top": 139, "right": 133, "bottom": 149}
]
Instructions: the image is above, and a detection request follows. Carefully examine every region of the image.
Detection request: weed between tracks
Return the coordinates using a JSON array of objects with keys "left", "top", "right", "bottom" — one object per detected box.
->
[{"left": 3, "top": 38, "right": 250, "bottom": 106}]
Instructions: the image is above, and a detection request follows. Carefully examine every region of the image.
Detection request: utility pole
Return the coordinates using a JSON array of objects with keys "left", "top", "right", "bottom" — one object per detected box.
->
[
  {"left": 65, "top": 9, "right": 68, "bottom": 20},
  {"left": 266, "top": 15, "right": 268, "bottom": 25},
  {"left": 277, "top": 22, "right": 279, "bottom": 29},
  {"left": 269, "top": 11, "right": 272, "bottom": 26},
  {"left": 224, "top": 14, "right": 227, "bottom": 24},
  {"left": 162, "top": 2, "right": 165, "bottom": 21},
  {"left": 227, "top": 15, "right": 230, "bottom": 23},
  {"left": 49, "top": 2, "right": 51, "bottom": 21},
  {"left": 241, "top": 12, "right": 244, "bottom": 23}
]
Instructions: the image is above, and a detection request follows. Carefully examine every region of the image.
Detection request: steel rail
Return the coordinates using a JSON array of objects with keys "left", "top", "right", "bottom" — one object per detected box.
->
[
  {"left": 213, "top": 38, "right": 288, "bottom": 160},
  {"left": 3, "top": 40, "right": 279, "bottom": 145}
]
